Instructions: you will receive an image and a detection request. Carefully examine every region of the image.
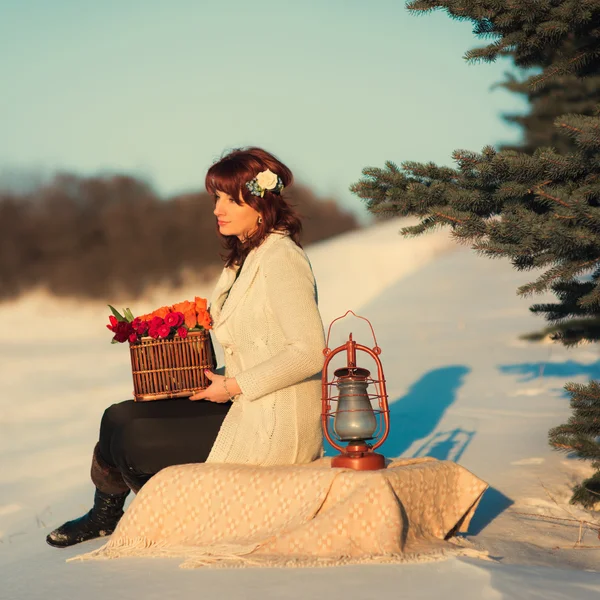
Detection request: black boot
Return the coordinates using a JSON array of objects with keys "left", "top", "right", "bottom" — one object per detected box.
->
[{"left": 46, "top": 488, "right": 129, "bottom": 548}]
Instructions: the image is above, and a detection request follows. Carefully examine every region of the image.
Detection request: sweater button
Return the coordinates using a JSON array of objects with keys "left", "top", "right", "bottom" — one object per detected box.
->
[{"left": 225, "top": 347, "right": 234, "bottom": 355}]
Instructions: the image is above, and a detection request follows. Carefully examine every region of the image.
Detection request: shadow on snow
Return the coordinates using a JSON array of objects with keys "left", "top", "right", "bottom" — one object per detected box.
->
[
  {"left": 498, "top": 359, "right": 600, "bottom": 386},
  {"left": 323, "top": 365, "right": 471, "bottom": 459}
]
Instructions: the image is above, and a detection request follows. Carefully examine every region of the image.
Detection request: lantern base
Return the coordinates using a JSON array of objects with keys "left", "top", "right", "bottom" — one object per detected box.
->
[{"left": 331, "top": 443, "right": 386, "bottom": 471}]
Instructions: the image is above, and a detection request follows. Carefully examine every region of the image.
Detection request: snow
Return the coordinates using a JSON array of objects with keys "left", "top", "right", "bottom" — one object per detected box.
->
[{"left": 2, "top": 217, "right": 600, "bottom": 599}]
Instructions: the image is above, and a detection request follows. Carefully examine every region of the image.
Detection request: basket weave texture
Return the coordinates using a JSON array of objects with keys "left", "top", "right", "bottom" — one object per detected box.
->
[{"left": 129, "top": 330, "right": 216, "bottom": 401}]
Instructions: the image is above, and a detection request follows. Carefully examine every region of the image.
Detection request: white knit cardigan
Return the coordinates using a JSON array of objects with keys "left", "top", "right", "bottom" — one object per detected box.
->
[{"left": 205, "top": 231, "right": 326, "bottom": 466}]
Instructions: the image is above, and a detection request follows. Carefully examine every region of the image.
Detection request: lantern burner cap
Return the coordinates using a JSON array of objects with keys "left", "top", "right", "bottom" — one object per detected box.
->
[{"left": 334, "top": 366, "right": 371, "bottom": 379}]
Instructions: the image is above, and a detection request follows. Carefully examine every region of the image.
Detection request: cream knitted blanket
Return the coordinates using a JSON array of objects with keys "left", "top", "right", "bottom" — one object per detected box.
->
[{"left": 69, "top": 457, "right": 489, "bottom": 569}]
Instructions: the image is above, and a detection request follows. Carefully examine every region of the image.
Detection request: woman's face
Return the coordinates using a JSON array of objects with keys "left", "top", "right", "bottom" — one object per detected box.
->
[{"left": 213, "top": 190, "right": 262, "bottom": 241}]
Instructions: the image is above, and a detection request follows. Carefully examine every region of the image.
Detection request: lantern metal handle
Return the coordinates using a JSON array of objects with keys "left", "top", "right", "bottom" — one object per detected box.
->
[{"left": 323, "top": 310, "right": 382, "bottom": 356}]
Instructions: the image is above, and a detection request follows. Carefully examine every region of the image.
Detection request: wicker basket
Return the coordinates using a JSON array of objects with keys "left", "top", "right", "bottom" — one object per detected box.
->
[{"left": 129, "top": 330, "right": 216, "bottom": 401}]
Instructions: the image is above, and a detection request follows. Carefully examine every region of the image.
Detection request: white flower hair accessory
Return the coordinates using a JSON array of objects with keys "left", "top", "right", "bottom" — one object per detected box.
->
[{"left": 245, "top": 169, "right": 284, "bottom": 197}]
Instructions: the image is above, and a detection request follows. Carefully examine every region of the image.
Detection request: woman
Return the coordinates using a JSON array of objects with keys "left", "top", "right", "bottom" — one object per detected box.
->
[{"left": 46, "top": 147, "right": 326, "bottom": 548}]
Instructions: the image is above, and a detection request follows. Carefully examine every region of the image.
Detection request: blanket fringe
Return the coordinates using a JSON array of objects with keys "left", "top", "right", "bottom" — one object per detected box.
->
[
  {"left": 67, "top": 537, "right": 261, "bottom": 564},
  {"left": 67, "top": 536, "right": 492, "bottom": 569},
  {"left": 180, "top": 551, "right": 452, "bottom": 569}
]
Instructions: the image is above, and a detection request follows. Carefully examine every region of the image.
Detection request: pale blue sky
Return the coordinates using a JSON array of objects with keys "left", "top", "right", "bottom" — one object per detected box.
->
[{"left": 1, "top": 0, "right": 526, "bottom": 222}]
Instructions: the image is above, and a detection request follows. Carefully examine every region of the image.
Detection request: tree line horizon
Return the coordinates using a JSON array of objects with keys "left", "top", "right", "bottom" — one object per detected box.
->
[{"left": 0, "top": 171, "right": 360, "bottom": 303}]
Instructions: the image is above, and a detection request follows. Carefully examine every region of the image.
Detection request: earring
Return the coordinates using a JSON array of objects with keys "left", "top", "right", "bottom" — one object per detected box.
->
[{"left": 258, "top": 216, "right": 263, "bottom": 224}]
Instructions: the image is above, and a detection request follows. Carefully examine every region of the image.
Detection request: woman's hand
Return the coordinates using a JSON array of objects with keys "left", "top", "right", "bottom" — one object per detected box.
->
[{"left": 189, "top": 370, "right": 241, "bottom": 403}]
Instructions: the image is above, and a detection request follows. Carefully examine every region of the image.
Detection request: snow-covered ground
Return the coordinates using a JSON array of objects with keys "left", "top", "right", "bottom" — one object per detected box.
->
[{"left": 2, "top": 217, "right": 600, "bottom": 599}]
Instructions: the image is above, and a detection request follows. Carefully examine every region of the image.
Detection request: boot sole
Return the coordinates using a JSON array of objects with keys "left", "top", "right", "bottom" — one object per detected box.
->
[
  {"left": 45, "top": 531, "right": 113, "bottom": 548},
  {"left": 46, "top": 535, "right": 76, "bottom": 548}
]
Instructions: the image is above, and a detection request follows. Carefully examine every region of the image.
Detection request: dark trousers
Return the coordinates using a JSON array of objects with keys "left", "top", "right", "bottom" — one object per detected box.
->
[{"left": 98, "top": 398, "right": 231, "bottom": 478}]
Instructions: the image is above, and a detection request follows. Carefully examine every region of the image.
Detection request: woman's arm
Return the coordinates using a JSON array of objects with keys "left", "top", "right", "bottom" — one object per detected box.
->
[{"left": 234, "top": 245, "right": 326, "bottom": 402}]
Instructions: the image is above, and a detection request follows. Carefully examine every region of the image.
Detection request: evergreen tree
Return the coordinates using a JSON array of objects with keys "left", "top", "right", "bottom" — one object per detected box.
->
[
  {"left": 351, "top": 0, "right": 600, "bottom": 507},
  {"left": 498, "top": 72, "right": 600, "bottom": 155}
]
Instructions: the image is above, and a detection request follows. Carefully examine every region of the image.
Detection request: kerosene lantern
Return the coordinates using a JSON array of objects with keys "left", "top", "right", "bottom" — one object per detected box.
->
[{"left": 321, "top": 311, "right": 390, "bottom": 470}]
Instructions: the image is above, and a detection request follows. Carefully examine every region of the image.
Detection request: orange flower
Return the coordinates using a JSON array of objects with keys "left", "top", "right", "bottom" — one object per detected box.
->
[
  {"left": 183, "top": 308, "right": 197, "bottom": 329},
  {"left": 194, "top": 296, "right": 207, "bottom": 313},
  {"left": 151, "top": 306, "right": 171, "bottom": 319},
  {"left": 199, "top": 310, "right": 212, "bottom": 330},
  {"left": 173, "top": 300, "right": 194, "bottom": 314},
  {"left": 194, "top": 296, "right": 211, "bottom": 330}
]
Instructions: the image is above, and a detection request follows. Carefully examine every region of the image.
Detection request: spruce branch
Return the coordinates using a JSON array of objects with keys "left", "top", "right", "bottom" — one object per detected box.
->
[{"left": 533, "top": 183, "right": 570, "bottom": 208}]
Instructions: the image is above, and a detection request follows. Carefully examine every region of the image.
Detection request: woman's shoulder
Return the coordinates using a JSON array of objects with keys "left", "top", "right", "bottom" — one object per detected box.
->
[
  {"left": 263, "top": 231, "right": 306, "bottom": 260},
  {"left": 258, "top": 233, "right": 316, "bottom": 286}
]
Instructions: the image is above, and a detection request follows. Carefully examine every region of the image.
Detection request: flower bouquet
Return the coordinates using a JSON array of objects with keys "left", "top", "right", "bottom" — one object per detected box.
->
[{"left": 107, "top": 297, "right": 216, "bottom": 402}]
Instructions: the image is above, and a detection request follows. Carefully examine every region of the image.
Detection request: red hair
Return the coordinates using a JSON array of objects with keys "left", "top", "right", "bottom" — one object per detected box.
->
[{"left": 205, "top": 147, "right": 303, "bottom": 267}]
